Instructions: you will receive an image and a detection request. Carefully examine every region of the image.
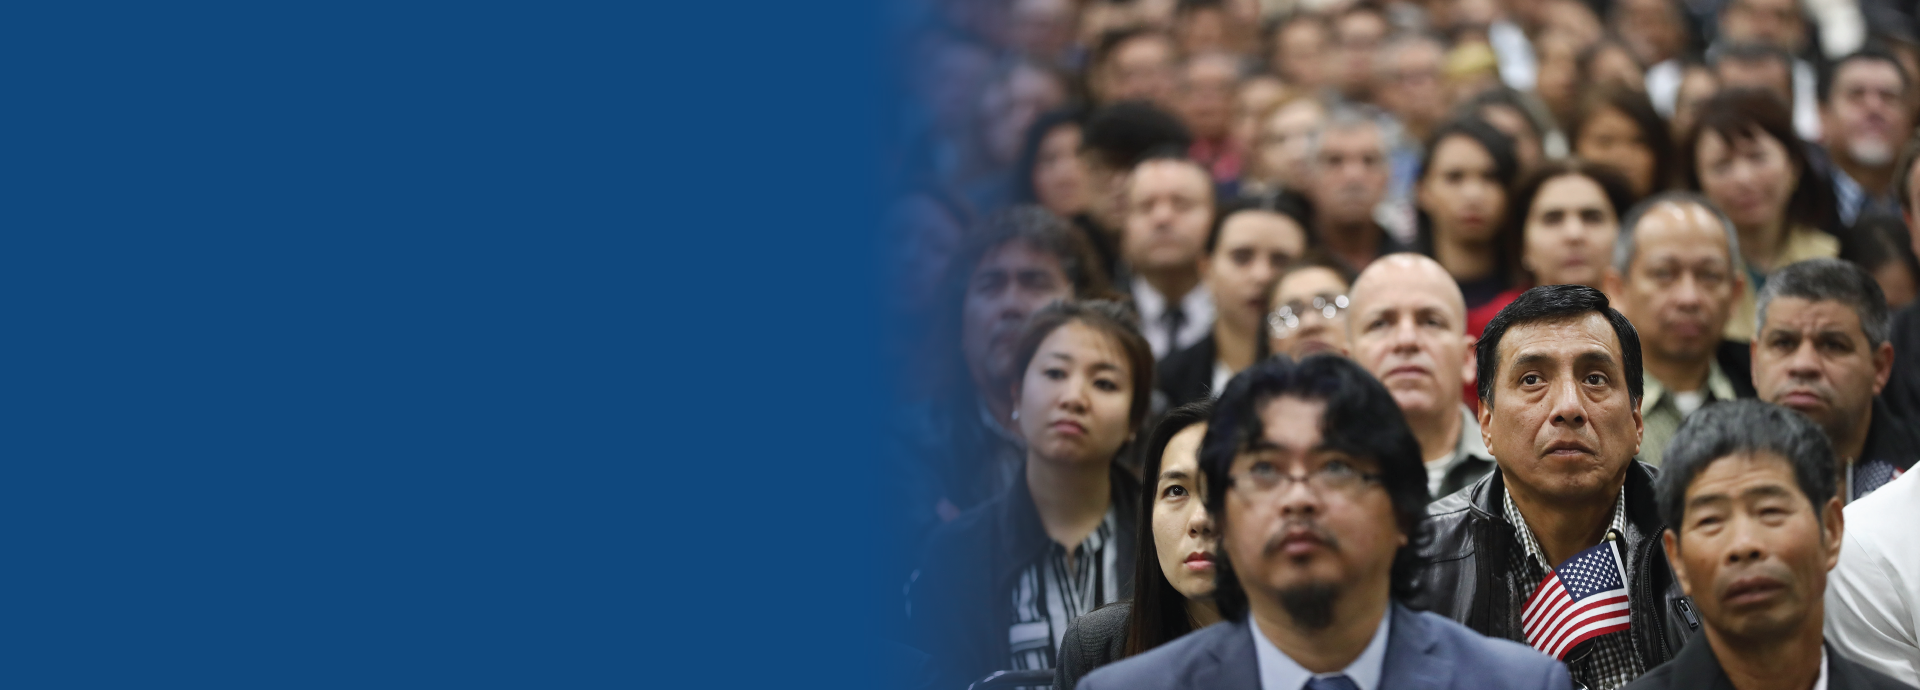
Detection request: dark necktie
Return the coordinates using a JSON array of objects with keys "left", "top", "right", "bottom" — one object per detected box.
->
[
  {"left": 1304, "top": 675, "right": 1360, "bottom": 690},
  {"left": 1163, "top": 302, "right": 1187, "bottom": 355}
]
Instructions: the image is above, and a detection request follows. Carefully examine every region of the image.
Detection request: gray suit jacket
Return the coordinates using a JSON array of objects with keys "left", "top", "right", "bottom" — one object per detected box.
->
[{"left": 1078, "top": 602, "right": 1572, "bottom": 690}]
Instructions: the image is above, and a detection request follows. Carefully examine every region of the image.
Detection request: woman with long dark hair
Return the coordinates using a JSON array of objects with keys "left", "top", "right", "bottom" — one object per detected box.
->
[
  {"left": 1052, "top": 401, "right": 1220, "bottom": 690},
  {"left": 1467, "top": 158, "right": 1636, "bottom": 337},
  {"left": 1414, "top": 118, "right": 1521, "bottom": 311},
  {"left": 1569, "top": 84, "right": 1673, "bottom": 201}
]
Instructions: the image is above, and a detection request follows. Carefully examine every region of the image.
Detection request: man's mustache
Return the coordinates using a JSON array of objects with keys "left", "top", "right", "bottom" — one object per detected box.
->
[{"left": 1263, "top": 519, "right": 1341, "bottom": 556}]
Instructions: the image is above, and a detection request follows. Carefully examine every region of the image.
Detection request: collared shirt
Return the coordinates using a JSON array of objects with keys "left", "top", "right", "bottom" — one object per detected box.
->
[
  {"left": 1638, "top": 360, "right": 1740, "bottom": 468},
  {"left": 1251, "top": 608, "right": 1391, "bottom": 690},
  {"left": 1831, "top": 165, "right": 1900, "bottom": 229},
  {"left": 1132, "top": 275, "right": 1214, "bottom": 361},
  {"left": 1008, "top": 511, "right": 1123, "bottom": 672},
  {"left": 1503, "top": 487, "right": 1645, "bottom": 690},
  {"left": 1724, "top": 225, "right": 1840, "bottom": 342},
  {"left": 1813, "top": 647, "right": 1829, "bottom": 690},
  {"left": 1425, "top": 404, "right": 1494, "bottom": 498}
]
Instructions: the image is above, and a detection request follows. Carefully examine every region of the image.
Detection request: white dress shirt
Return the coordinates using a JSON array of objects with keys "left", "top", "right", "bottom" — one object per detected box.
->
[
  {"left": 1826, "top": 468, "right": 1920, "bottom": 686},
  {"left": 1251, "top": 610, "right": 1390, "bottom": 690},
  {"left": 1132, "top": 275, "right": 1214, "bottom": 361}
]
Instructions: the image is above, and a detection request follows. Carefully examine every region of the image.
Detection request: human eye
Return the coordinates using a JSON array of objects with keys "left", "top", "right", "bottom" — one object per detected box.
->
[
  {"left": 1820, "top": 336, "right": 1854, "bottom": 354},
  {"left": 1231, "top": 248, "right": 1256, "bottom": 266},
  {"left": 1541, "top": 209, "right": 1566, "bottom": 225},
  {"left": 1520, "top": 373, "right": 1543, "bottom": 386},
  {"left": 1579, "top": 209, "right": 1606, "bottom": 224},
  {"left": 1044, "top": 367, "right": 1068, "bottom": 380},
  {"left": 1585, "top": 372, "right": 1609, "bottom": 386},
  {"left": 1093, "top": 376, "right": 1121, "bottom": 392},
  {"left": 1162, "top": 484, "right": 1189, "bottom": 499},
  {"left": 1767, "top": 334, "right": 1797, "bottom": 352},
  {"left": 1445, "top": 170, "right": 1465, "bottom": 184}
]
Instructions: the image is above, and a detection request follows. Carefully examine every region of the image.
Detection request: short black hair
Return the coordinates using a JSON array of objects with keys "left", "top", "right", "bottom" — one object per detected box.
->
[
  {"left": 1656, "top": 399, "right": 1837, "bottom": 532},
  {"left": 1081, "top": 100, "right": 1195, "bottom": 172},
  {"left": 1206, "top": 191, "right": 1313, "bottom": 255},
  {"left": 1092, "top": 27, "right": 1173, "bottom": 72},
  {"left": 1198, "top": 354, "right": 1429, "bottom": 621},
  {"left": 1756, "top": 257, "right": 1891, "bottom": 347},
  {"left": 1476, "top": 284, "right": 1644, "bottom": 405},
  {"left": 1819, "top": 45, "right": 1911, "bottom": 104}
]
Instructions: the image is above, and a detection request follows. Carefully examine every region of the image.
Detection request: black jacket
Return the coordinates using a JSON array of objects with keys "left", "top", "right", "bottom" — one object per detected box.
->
[
  {"left": 1156, "top": 333, "right": 1219, "bottom": 409},
  {"left": 1713, "top": 340, "right": 1757, "bottom": 399},
  {"left": 908, "top": 463, "right": 1141, "bottom": 688},
  {"left": 1053, "top": 601, "right": 1132, "bottom": 690},
  {"left": 1409, "top": 463, "right": 1701, "bottom": 676},
  {"left": 1625, "top": 639, "right": 1912, "bottom": 690}
]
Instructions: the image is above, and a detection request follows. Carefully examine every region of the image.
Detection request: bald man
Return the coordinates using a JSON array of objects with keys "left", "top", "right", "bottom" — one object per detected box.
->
[{"left": 1348, "top": 253, "right": 1493, "bottom": 499}]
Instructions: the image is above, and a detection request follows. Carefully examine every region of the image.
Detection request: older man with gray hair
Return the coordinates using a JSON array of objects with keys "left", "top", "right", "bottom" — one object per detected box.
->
[
  {"left": 1603, "top": 192, "right": 1758, "bottom": 467},
  {"left": 1305, "top": 106, "right": 1413, "bottom": 272}
]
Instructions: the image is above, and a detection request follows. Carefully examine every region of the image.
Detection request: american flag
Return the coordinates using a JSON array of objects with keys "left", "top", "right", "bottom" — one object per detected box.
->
[{"left": 1521, "top": 538, "right": 1631, "bottom": 660}]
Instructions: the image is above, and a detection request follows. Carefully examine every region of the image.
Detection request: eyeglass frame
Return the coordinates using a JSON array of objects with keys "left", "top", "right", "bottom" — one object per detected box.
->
[
  {"left": 1267, "top": 293, "right": 1351, "bottom": 338},
  {"left": 1225, "top": 451, "right": 1384, "bottom": 502}
]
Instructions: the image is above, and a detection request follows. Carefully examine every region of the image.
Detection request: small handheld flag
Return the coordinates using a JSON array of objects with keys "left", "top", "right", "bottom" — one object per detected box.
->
[{"left": 1521, "top": 532, "right": 1632, "bottom": 660}]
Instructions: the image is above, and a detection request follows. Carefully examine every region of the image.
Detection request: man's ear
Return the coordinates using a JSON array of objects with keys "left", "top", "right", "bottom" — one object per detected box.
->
[
  {"left": 1873, "top": 340, "right": 1894, "bottom": 395},
  {"left": 1601, "top": 266, "right": 1624, "bottom": 303},
  {"left": 1477, "top": 394, "right": 1495, "bottom": 451},
  {"left": 1663, "top": 530, "right": 1693, "bottom": 597},
  {"left": 1823, "top": 495, "right": 1846, "bottom": 572},
  {"left": 1461, "top": 333, "right": 1478, "bottom": 389}
]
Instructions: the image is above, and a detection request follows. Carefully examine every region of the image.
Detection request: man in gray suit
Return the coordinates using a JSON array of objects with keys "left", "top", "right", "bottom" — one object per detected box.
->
[{"left": 1080, "top": 354, "right": 1570, "bottom": 690}]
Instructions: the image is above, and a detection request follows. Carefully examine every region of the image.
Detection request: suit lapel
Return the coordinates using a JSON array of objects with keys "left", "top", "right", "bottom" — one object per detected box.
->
[
  {"left": 1380, "top": 603, "right": 1451, "bottom": 690},
  {"left": 1189, "top": 620, "right": 1262, "bottom": 690}
]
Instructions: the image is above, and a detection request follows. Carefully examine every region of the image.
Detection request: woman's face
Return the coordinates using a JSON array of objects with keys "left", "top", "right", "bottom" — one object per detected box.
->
[
  {"left": 1416, "top": 135, "right": 1507, "bottom": 244},
  {"left": 1696, "top": 127, "right": 1799, "bottom": 234},
  {"left": 1575, "top": 106, "right": 1656, "bottom": 196},
  {"left": 1255, "top": 100, "right": 1325, "bottom": 189},
  {"left": 1015, "top": 321, "right": 1136, "bottom": 466},
  {"left": 1033, "top": 124, "right": 1091, "bottom": 217},
  {"left": 1478, "top": 104, "right": 1541, "bottom": 172},
  {"left": 1204, "top": 210, "right": 1308, "bottom": 334},
  {"left": 1523, "top": 174, "right": 1619, "bottom": 288},
  {"left": 1266, "top": 267, "right": 1352, "bottom": 358},
  {"left": 1153, "top": 422, "right": 1217, "bottom": 601}
]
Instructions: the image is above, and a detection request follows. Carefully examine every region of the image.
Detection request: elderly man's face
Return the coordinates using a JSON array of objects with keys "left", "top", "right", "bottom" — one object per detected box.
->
[
  {"left": 1349, "top": 258, "right": 1473, "bottom": 423},
  {"left": 1664, "top": 452, "right": 1842, "bottom": 642},
  {"left": 1823, "top": 59, "right": 1910, "bottom": 168},
  {"left": 1609, "top": 203, "right": 1742, "bottom": 370},
  {"left": 1752, "top": 298, "right": 1893, "bottom": 447},
  {"left": 1480, "top": 313, "right": 1643, "bottom": 503},
  {"left": 1311, "top": 125, "right": 1389, "bottom": 228}
]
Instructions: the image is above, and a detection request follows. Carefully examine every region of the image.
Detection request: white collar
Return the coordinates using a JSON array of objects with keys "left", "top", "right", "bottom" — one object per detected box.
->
[{"left": 1250, "top": 608, "right": 1391, "bottom": 690}]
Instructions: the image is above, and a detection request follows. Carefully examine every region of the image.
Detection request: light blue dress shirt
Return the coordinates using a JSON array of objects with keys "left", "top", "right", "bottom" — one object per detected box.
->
[{"left": 1250, "top": 608, "right": 1391, "bottom": 690}]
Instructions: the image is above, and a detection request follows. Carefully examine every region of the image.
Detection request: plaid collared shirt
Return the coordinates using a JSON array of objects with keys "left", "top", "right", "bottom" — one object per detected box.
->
[{"left": 1503, "top": 488, "right": 1645, "bottom": 690}]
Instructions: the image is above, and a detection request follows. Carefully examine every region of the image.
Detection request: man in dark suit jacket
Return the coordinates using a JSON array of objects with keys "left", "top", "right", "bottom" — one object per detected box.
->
[
  {"left": 1628, "top": 400, "right": 1914, "bottom": 690},
  {"left": 1082, "top": 354, "right": 1569, "bottom": 690}
]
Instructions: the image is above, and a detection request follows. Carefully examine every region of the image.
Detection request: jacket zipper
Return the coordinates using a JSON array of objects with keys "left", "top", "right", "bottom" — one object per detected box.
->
[{"left": 1636, "top": 532, "right": 1670, "bottom": 662}]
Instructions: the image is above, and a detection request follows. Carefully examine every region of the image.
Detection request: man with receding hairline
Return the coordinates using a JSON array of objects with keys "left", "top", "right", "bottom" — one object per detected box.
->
[{"left": 1348, "top": 254, "right": 1493, "bottom": 499}]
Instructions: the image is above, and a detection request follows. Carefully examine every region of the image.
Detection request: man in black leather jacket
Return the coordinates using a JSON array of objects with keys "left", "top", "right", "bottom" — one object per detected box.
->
[{"left": 1410, "top": 285, "right": 1702, "bottom": 690}]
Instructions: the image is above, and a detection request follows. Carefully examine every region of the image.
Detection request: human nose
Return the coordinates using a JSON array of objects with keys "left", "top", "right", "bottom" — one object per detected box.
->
[
  {"left": 1057, "top": 375, "right": 1091, "bottom": 412},
  {"left": 1721, "top": 514, "right": 1768, "bottom": 566},
  {"left": 1785, "top": 340, "right": 1823, "bottom": 378},
  {"left": 1188, "top": 503, "right": 1216, "bottom": 539},
  {"left": 1671, "top": 270, "right": 1705, "bottom": 309},
  {"left": 1547, "top": 374, "right": 1588, "bottom": 428}
]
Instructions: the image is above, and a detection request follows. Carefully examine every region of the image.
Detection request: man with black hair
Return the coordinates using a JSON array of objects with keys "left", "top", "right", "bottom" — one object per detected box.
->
[
  {"left": 1628, "top": 400, "right": 1908, "bottom": 690},
  {"left": 1088, "top": 28, "right": 1177, "bottom": 108},
  {"left": 1080, "top": 101, "right": 1194, "bottom": 281},
  {"left": 1415, "top": 284, "right": 1700, "bottom": 690},
  {"left": 1817, "top": 48, "right": 1913, "bottom": 228},
  {"left": 1080, "top": 354, "right": 1570, "bottom": 690},
  {"left": 1751, "top": 258, "right": 1918, "bottom": 502},
  {"left": 1711, "top": 42, "right": 1798, "bottom": 108}
]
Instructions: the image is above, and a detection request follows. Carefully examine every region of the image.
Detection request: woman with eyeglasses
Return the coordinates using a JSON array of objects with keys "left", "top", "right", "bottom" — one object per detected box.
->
[
  {"left": 909, "top": 300, "right": 1154, "bottom": 688},
  {"left": 1052, "top": 401, "right": 1220, "bottom": 690},
  {"left": 1265, "top": 251, "right": 1357, "bottom": 360},
  {"left": 1157, "top": 195, "right": 1311, "bottom": 408}
]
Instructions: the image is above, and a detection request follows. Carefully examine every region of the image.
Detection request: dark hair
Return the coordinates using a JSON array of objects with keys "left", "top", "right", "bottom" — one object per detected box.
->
[
  {"left": 1008, "top": 299, "right": 1157, "bottom": 432},
  {"left": 1264, "top": 11, "right": 1333, "bottom": 76},
  {"left": 1198, "top": 354, "right": 1430, "bottom": 621},
  {"left": 1681, "top": 88, "right": 1836, "bottom": 233},
  {"left": 1840, "top": 213, "right": 1920, "bottom": 302},
  {"left": 1576, "top": 36, "right": 1645, "bottom": 88},
  {"left": 1476, "top": 284, "right": 1644, "bottom": 405},
  {"left": 1504, "top": 158, "right": 1637, "bottom": 285},
  {"left": 1656, "top": 399, "right": 1837, "bottom": 532},
  {"left": 1454, "top": 86, "right": 1549, "bottom": 143},
  {"left": 1275, "top": 247, "right": 1359, "bottom": 289},
  {"left": 1207, "top": 191, "right": 1313, "bottom": 254},
  {"left": 1818, "top": 45, "right": 1910, "bottom": 104},
  {"left": 1081, "top": 100, "right": 1195, "bottom": 172},
  {"left": 1569, "top": 84, "right": 1675, "bottom": 199},
  {"left": 1414, "top": 118, "right": 1520, "bottom": 277},
  {"left": 1756, "top": 258, "right": 1891, "bottom": 347},
  {"left": 1708, "top": 41, "right": 1794, "bottom": 74},
  {"left": 1123, "top": 400, "right": 1215, "bottom": 657},
  {"left": 1011, "top": 107, "right": 1087, "bottom": 207}
]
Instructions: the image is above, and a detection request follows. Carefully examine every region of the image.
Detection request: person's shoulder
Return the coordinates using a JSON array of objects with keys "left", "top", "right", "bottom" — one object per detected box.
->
[
  {"left": 1057, "top": 602, "right": 1134, "bottom": 690},
  {"left": 1406, "top": 609, "right": 1549, "bottom": 668},
  {"left": 1845, "top": 469, "right": 1920, "bottom": 536},
  {"left": 1836, "top": 649, "right": 1920, "bottom": 690},
  {"left": 1620, "top": 657, "right": 1679, "bottom": 690},
  {"left": 1068, "top": 601, "right": 1134, "bottom": 641},
  {"left": 1079, "top": 621, "right": 1237, "bottom": 690}
]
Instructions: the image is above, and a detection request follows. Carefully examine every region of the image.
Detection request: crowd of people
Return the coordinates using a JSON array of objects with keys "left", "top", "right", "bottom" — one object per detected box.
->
[{"left": 880, "top": 0, "right": 1920, "bottom": 688}]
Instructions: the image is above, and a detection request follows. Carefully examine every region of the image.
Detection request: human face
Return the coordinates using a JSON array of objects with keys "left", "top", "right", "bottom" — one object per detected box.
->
[
  {"left": 1204, "top": 211, "right": 1308, "bottom": 333},
  {"left": 1535, "top": 40, "right": 1580, "bottom": 125},
  {"left": 1222, "top": 396, "right": 1405, "bottom": 620},
  {"left": 1479, "top": 104, "right": 1542, "bottom": 172},
  {"left": 1125, "top": 160, "right": 1215, "bottom": 274},
  {"left": 1716, "top": 59, "right": 1794, "bottom": 104},
  {"left": 1479, "top": 314, "right": 1643, "bottom": 503},
  {"left": 1664, "top": 452, "right": 1842, "bottom": 643},
  {"left": 1523, "top": 175, "right": 1618, "bottom": 288},
  {"left": 1696, "top": 128, "right": 1799, "bottom": 236},
  {"left": 1588, "top": 45, "right": 1647, "bottom": 91},
  {"left": 885, "top": 195, "right": 967, "bottom": 314},
  {"left": 1349, "top": 258, "right": 1473, "bottom": 420},
  {"left": 1610, "top": 203, "right": 1740, "bottom": 366},
  {"left": 1613, "top": 0, "right": 1685, "bottom": 65},
  {"left": 1720, "top": 0, "right": 1805, "bottom": 52},
  {"left": 1823, "top": 60, "right": 1910, "bottom": 168},
  {"left": 962, "top": 242, "right": 1072, "bottom": 396},
  {"left": 1753, "top": 297, "right": 1893, "bottom": 446},
  {"left": 1179, "top": 55, "right": 1240, "bottom": 140},
  {"left": 1255, "top": 100, "right": 1326, "bottom": 190},
  {"left": 1268, "top": 267, "right": 1353, "bottom": 359},
  {"left": 1874, "top": 260, "right": 1918, "bottom": 311},
  {"left": 1376, "top": 42, "right": 1446, "bottom": 131},
  {"left": 1101, "top": 35, "right": 1177, "bottom": 105},
  {"left": 1034, "top": 124, "right": 1090, "bottom": 217},
  {"left": 1232, "top": 77, "right": 1286, "bottom": 149},
  {"left": 1575, "top": 107, "right": 1657, "bottom": 197},
  {"left": 1334, "top": 12, "right": 1387, "bottom": 98},
  {"left": 982, "top": 66, "right": 1067, "bottom": 166},
  {"left": 1082, "top": 150, "right": 1131, "bottom": 230},
  {"left": 1311, "top": 125, "right": 1389, "bottom": 228},
  {"left": 1155, "top": 423, "right": 1218, "bottom": 600},
  {"left": 1014, "top": 321, "right": 1138, "bottom": 465},
  {"left": 1417, "top": 135, "right": 1507, "bottom": 245},
  {"left": 1272, "top": 20, "right": 1328, "bottom": 88}
]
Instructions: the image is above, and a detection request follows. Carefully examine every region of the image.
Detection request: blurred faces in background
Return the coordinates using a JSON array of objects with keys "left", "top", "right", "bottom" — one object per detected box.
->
[
  {"left": 1231, "top": 76, "right": 1287, "bottom": 154},
  {"left": 1610, "top": 0, "right": 1687, "bottom": 68},
  {"left": 1030, "top": 119, "right": 1091, "bottom": 218},
  {"left": 1719, "top": 0, "right": 1806, "bottom": 54},
  {"left": 1269, "top": 13, "right": 1332, "bottom": 91},
  {"left": 1008, "top": 0, "right": 1077, "bottom": 65},
  {"left": 1573, "top": 87, "right": 1672, "bottom": 199},
  {"left": 1248, "top": 96, "right": 1328, "bottom": 194},
  {"left": 1672, "top": 63, "right": 1721, "bottom": 142},
  {"left": 1268, "top": 262, "right": 1355, "bottom": 359},
  {"left": 1311, "top": 118, "right": 1392, "bottom": 237},
  {"left": 1375, "top": 34, "right": 1449, "bottom": 142},
  {"left": 1125, "top": 158, "right": 1216, "bottom": 297},
  {"left": 1821, "top": 54, "right": 1912, "bottom": 197},
  {"left": 1332, "top": 6, "right": 1389, "bottom": 102},
  {"left": 981, "top": 62, "right": 1069, "bottom": 169},
  {"left": 1178, "top": 53, "right": 1243, "bottom": 145},
  {"left": 1092, "top": 30, "right": 1179, "bottom": 106},
  {"left": 964, "top": 239, "right": 1074, "bottom": 400},
  {"left": 1520, "top": 167, "right": 1630, "bottom": 289}
]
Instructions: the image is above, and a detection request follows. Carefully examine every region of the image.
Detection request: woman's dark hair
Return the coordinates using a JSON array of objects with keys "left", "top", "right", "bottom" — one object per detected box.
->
[
  {"left": 1414, "top": 117, "right": 1521, "bottom": 279},
  {"left": 1842, "top": 213, "right": 1920, "bottom": 304},
  {"left": 1206, "top": 191, "right": 1314, "bottom": 255},
  {"left": 1569, "top": 84, "right": 1675, "bottom": 200},
  {"left": 1475, "top": 284, "right": 1644, "bottom": 405},
  {"left": 1012, "top": 107, "right": 1088, "bottom": 207},
  {"left": 1122, "top": 400, "right": 1215, "bottom": 657},
  {"left": 1197, "top": 354, "right": 1431, "bottom": 621},
  {"left": 1502, "top": 158, "right": 1637, "bottom": 285},
  {"left": 1680, "top": 88, "right": 1837, "bottom": 234},
  {"left": 1008, "top": 299, "right": 1157, "bottom": 432},
  {"left": 1575, "top": 37, "right": 1644, "bottom": 90}
]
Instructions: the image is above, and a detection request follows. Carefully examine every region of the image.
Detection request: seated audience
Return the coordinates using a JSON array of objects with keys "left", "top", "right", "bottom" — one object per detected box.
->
[
  {"left": 1605, "top": 193, "right": 1758, "bottom": 467},
  {"left": 1159, "top": 195, "right": 1309, "bottom": 406},
  {"left": 1817, "top": 48, "right": 1912, "bottom": 229},
  {"left": 1080, "top": 354, "right": 1572, "bottom": 690},
  {"left": 1751, "top": 259, "right": 1917, "bottom": 502},
  {"left": 910, "top": 300, "right": 1155, "bottom": 686},
  {"left": 1826, "top": 462, "right": 1920, "bottom": 687},
  {"left": 1266, "top": 253, "right": 1357, "bottom": 360},
  {"left": 1415, "top": 118, "right": 1521, "bottom": 311},
  {"left": 1054, "top": 402, "right": 1221, "bottom": 690},
  {"left": 1631, "top": 400, "right": 1908, "bottom": 690}
]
